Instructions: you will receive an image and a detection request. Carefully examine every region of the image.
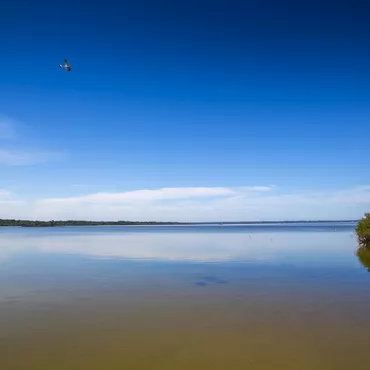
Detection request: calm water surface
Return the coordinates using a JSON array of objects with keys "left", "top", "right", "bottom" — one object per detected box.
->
[{"left": 1, "top": 223, "right": 369, "bottom": 370}]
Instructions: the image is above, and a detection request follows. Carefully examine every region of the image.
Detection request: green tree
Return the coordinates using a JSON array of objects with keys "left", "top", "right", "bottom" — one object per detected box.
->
[{"left": 355, "top": 213, "right": 370, "bottom": 246}]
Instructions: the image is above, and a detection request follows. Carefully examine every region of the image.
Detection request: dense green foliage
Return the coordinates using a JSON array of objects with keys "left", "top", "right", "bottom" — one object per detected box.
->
[
  {"left": 355, "top": 213, "right": 370, "bottom": 246},
  {"left": 0, "top": 219, "right": 183, "bottom": 227}
]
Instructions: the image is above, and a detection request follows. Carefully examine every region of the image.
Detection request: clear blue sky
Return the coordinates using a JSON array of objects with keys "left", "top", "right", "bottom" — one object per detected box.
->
[{"left": 0, "top": 0, "right": 369, "bottom": 221}]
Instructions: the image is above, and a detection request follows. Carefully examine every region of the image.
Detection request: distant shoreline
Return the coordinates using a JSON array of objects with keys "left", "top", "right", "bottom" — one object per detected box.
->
[{"left": 0, "top": 219, "right": 358, "bottom": 227}]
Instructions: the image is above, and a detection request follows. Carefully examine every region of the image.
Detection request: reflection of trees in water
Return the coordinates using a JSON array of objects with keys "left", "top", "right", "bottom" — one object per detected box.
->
[{"left": 356, "top": 244, "right": 370, "bottom": 272}]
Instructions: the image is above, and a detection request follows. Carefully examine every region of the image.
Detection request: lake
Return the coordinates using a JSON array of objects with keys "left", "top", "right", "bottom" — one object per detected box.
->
[{"left": 1, "top": 222, "right": 369, "bottom": 370}]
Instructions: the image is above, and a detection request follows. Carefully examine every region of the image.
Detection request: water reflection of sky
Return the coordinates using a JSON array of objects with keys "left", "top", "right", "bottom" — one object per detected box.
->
[
  {"left": 0, "top": 224, "right": 358, "bottom": 267},
  {"left": 1, "top": 224, "right": 370, "bottom": 370}
]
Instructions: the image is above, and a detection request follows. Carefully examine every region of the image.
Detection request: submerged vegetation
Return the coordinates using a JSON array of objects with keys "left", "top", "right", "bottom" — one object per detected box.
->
[
  {"left": 355, "top": 213, "right": 370, "bottom": 246},
  {"left": 356, "top": 245, "right": 370, "bottom": 272}
]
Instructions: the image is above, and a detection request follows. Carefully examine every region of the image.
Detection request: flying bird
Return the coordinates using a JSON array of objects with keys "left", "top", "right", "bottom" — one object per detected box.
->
[{"left": 59, "top": 59, "right": 72, "bottom": 72}]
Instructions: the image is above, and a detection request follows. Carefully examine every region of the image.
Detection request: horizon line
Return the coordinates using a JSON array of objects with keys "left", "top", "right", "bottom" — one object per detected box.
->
[{"left": 0, "top": 218, "right": 359, "bottom": 224}]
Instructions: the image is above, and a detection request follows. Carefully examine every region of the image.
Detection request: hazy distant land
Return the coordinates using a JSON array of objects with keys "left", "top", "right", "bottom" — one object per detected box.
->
[{"left": 0, "top": 219, "right": 358, "bottom": 227}]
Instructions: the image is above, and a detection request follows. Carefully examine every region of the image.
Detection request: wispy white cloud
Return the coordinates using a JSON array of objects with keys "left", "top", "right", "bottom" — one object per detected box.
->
[
  {"left": 0, "top": 115, "right": 66, "bottom": 166},
  {"left": 43, "top": 187, "right": 240, "bottom": 204},
  {"left": 0, "top": 189, "right": 13, "bottom": 199},
  {"left": 0, "top": 190, "right": 25, "bottom": 220},
  {"left": 239, "top": 185, "right": 275, "bottom": 192},
  {"left": 71, "top": 184, "right": 89, "bottom": 188},
  {"left": 0, "top": 147, "right": 65, "bottom": 166},
  {"left": 0, "top": 185, "right": 368, "bottom": 222},
  {"left": 0, "top": 116, "right": 17, "bottom": 140}
]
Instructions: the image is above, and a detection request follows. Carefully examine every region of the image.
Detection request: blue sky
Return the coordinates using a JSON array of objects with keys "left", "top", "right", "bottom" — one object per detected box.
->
[{"left": 0, "top": 0, "right": 369, "bottom": 221}]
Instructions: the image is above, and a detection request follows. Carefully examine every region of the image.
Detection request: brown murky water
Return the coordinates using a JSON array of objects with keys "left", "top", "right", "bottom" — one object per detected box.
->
[{"left": 1, "top": 223, "right": 369, "bottom": 369}]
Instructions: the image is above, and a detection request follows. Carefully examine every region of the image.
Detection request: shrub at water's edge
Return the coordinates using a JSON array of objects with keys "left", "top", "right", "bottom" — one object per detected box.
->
[{"left": 355, "top": 213, "right": 370, "bottom": 246}]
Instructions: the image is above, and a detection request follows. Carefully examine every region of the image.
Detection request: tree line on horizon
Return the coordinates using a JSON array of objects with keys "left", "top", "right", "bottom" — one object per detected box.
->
[{"left": 0, "top": 219, "right": 183, "bottom": 227}]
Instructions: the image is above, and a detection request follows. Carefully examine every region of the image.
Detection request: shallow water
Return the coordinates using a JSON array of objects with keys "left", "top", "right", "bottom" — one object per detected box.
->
[{"left": 1, "top": 223, "right": 369, "bottom": 370}]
